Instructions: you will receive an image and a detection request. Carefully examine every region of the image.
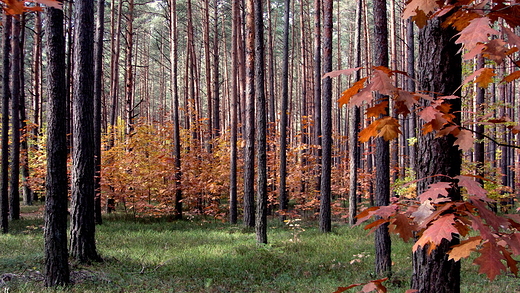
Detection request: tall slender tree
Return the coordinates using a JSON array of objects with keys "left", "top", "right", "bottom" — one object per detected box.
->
[
  {"left": 69, "top": 0, "right": 101, "bottom": 263},
  {"left": 255, "top": 0, "right": 268, "bottom": 244},
  {"left": 1, "top": 14, "right": 12, "bottom": 234},
  {"left": 319, "top": 0, "right": 333, "bottom": 233},
  {"left": 44, "top": 2, "right": 71, "bottom": 285},
  {"left": 229, "top": 0, "right": 239, "bottom": 224},
  {"left": 243, "top": 0, "right": 256, "bottom": 228},
  {"left": 279, "top": 0, "right": 291, "bottom": 220},
  {"left": 373, "top": 0, "right": 392, "bottom": 276},
  {"left": 9, "top": 15, "right": 22, "bottom": 220},
  {"left": 94, "top": 0, "right": 105, "bottom": 225}
]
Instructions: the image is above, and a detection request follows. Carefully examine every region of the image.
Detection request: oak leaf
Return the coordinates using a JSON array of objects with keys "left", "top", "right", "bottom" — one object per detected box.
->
[
  {"left": 413, "top": 214, "right": 459, "bottom": 252},
  {"left": 473, "top": 241, "right": 506, "bottom": 281},
  {"left": 483, "top": 39, "right": 508, "bottom": 65},
  {"left": 366, "top": 101, "right": 388, "bottom": 118},
  {"left": 501, "top": 70, "right": 520, "bottom": 83},
  {"left": 338, "top": 77, "right": 368, "bottom": 107},
  {"left": 376, "top": 117, "right": 402, "bottom": 141},
  {"left": 34, "top": 0, "right": 63, "bottom": 9},
  {"left": 412, "top": 200, "right": 434, "bottom": 226},
  {"left": 448, "top": 236, "right": 481, "bottom": 261},
  {"left": 455, "top": 17, "right": 499, "bottom": 52},
  {"left": 390, "top": 213, "right": 416, "bottom": 242},
  {"left": 359, "top": 120, "right": 380, "bottom": 143},
  {"left": 463, "top": 68, "right": 496, "bottom": 88},
  {"left": 455, "top": 175, "right": 487, "bottom": 199},
  {"left": 418, "top": 182, "right": 451, "bottom": 202},
  {"left": 500, "top": 247, "right": 518, "bottom": 277},
  {"left": 402, "top": 0, "right": 438, "bottom": 19},
  {"left": 503, "top": 26, "right": 520, "bottom": 48},
  {"left": 454, "top": 129, "right": 473, "bottom": 151}
]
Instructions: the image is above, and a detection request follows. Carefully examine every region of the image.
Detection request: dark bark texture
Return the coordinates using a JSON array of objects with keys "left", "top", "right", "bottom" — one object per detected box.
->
[
  {"left": 411, "top": 14, "right": 462, "bottom": 293},
  {"left": 94, "top": 0, "right": 105, "bottom": 225},
  {"left": 373, "top": 0, "right": 391, "bottom": 276},
  {"left": 69, "top": 0, "right": 101, "bottom": 263},
  {"left": 1, "top": 14, "right": 12, "bottom": 233},
  {"left": 44, "top": 5, "right": 70, "bottom": 286}
]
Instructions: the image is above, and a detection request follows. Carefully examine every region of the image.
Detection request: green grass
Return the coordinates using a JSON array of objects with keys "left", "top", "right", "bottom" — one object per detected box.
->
[{"left": 1, "top": 214, "right": 519, "bottom": 292}]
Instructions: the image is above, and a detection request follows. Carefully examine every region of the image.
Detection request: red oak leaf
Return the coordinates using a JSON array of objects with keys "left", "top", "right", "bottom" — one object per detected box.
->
[
  {"left": 454, "top": 129, "right": 473, "bottom": 151},
  {"left": 455, "top": 175, "right": 487, "bottom": 199},
  {"left": 473, "top": 241, "right": 507, "bottom": 281},
  {"left": 455, "top": 17, "right": 499, "bottom": 52},
  {"left": 413, "top": 214, "right": 459, "bottom": 252},
  {"left": 448, "top": 236, "right": 482, "bottom": 261},
  {"left": 323, "top": 67, "right": 361, "bottom": 79}
]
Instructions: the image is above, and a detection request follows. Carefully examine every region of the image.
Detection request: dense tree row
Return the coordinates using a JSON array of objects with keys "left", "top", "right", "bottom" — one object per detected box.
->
[{"left": 0, "top": 0, "right": 518, "bottom": 291}]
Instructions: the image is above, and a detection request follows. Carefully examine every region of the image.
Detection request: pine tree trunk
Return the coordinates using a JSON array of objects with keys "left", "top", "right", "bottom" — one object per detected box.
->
[
  {"left": 44, "top": 5, "right": 70, "bottom": 286},
  {"left": 229, "top": 0, "right": 239, "bottom": 224},
  {"left": 319, "top": 0, "right": 333, "bottom": 233},
  {"left": 373, "top": 0, "right": 391, "bottom": 276},
  {"left": 94, "top": 0, "right": 105, "bottom": 224},
  {"left": 279, "top": 0, "right": 291, "bottom": 220},
  {"left": 255, "top": 0, "right": 267, "bottom": 244},
  {"left": 243, "top": 0, "right": 256, "bottom": 228},
  {"left": 411, "top": 14, "right": 462, "bottom": 293},
  {"left": 9, "top": 16, "right": 22, "bottom": 221},
  {"left": 70, "top": 0, "right": 101, "bottom": 263},
  {"left": 1, "top": 14, "right": 12, "bottom": 234}
]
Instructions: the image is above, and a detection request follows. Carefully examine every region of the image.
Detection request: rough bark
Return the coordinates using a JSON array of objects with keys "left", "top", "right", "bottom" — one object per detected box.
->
[
  {"left": 1, "top": 14, "right": 12, "bottom": 233},
  {"left": 94, "top": 0, "right": 105, "bottom": 224},
  {"left": 9, "top": 16, "right": 22, "bottom": 220},
  {"left": 243, "top": 0, "right": 255, "bottom": 228},
  {"left": 229, "top": 0, "right": 239, "bottom": 224},
  {"left": 255, "top": 0, "right": 267, "bottom": 244},
  {"left": 170, "top": 0, "right": 182, "bottom": 220},
  {"left": 69, "top": 0, "right": 101, "bottom": 263},
  {"left": 373, "top": 0, "right": 392, "bottom": 277},
  {"left": 319, "top": 0, "right": 332, "bottom": 233},
  {"left": 44, "top": 4, "right": 71, "bottom": 286},
  {"left": 411, "top": 14, "right": 462, "bottom": 293},
  {"left": 279, "top": 0, "right": 290, "bottom": 220}
]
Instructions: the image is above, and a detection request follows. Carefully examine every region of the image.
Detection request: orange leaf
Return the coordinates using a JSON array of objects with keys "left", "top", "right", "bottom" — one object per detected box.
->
[
  {"left": 448, "top": 236, "right": 481, "bottom": 261},
  {"left": 501, "top": 70, "right": 520, "bottom": 83},
  {"left": 366, "top": 101, "right": 388, "bottom": 118},
  {"left": 359, "top": 120, "right": 380, "bottom": 143},
  {"left": 338, "top": 77, "right": 368, "bottom": 107},
  {"left": 402, "top": 0, "right": 438, "bottom": 19},
  {"left": 390, "top": 213, "right": 416, "bottom": 242},
  {"left": 463, "top": 68, "right": 495, "bottom": 88},
  {"left": 376, "top": 117, "right": 402, "bottom": 141}
]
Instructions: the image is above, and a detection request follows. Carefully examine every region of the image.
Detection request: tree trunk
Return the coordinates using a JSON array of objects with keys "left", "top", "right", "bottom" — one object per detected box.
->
[
  {"left": 44, "top": 5, "right": 71, "bottom": 286},
  {"left": 170, "top": 0, "right": 182, "bottom": 220},
  {"left": 1, "top": 14, "right": 12, "bottom": 233},
  {"left": 255, "top": 0, "right": 267, "bottom": 244},
  {"left": 319, "top": 0, "right": 333, "bottom": 233},
  {"left": 125, "top": 0, "right": 135, "bottom": 135},
  {"left": 9, "top": 16, "right": 22, "bottom": 220},
  {"left": 373, "top": 0, "right": 391, "bottom": 277},
  {"left": 94, "top": 0, "right": 105, "bottom": 224},
  {"left": 348, "top": 0, "right": 363, "bottom": 226},
  {"left": 243, "top": 0, "right": 255, "bottom": 228},
  {"left": 313, "top": 0, "right": 322, "bottom": 193},
  {"left": 279, "top": 0, "right": 291, "bottom": 220},
  {"left": 411, "top": 14, "right": 462, "bottom": 293},
  {"left": 70, "top": 0, "right": 101, "bottom": 263},
  {"left": 229, "top": 0, "right": 239, "bottom": 224}
]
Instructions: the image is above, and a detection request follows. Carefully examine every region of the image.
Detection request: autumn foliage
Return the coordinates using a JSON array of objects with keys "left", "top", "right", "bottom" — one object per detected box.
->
[{"left": 329, "top": 0, "right": 520, "bottom": 287}]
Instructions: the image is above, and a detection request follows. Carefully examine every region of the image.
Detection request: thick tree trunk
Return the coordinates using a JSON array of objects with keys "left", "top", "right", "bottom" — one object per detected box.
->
[
  {"left": 373, "top": 0, "right": 392, "bottom": 277},
  {"left": 319, "top": 0, "right": 333, "bottom": 233},
  {"left": 70, "top": 0, "right": 101, "bottom": 263},
  {"left": 44, "top": 5, "right": 71, "bottom": 286},
  {"left": 411, "top": 14, "right": 462, "bottom": 293},
  {"left": 1, "top": 14, "right": 12, "bottom": 233}
]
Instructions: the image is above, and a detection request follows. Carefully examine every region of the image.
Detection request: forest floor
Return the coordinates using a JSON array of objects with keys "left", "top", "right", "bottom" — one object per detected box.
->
[{"left": 1, "top": 204, "right": 519, "bottom": 292}]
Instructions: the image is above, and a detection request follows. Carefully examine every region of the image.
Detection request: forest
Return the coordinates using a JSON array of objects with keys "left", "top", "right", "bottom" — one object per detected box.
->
[{"left": 1, "top": 0, "right": 520, "bottom": 292}]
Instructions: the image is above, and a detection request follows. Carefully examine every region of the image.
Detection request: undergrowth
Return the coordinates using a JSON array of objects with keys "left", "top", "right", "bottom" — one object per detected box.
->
[{"left": 0, "top": 213, "right": 518, "bottom": 292}]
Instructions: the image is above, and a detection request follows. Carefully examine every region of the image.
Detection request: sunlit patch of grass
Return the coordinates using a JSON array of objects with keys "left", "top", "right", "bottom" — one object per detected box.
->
[{"left": 0, "top": 217, "right": 519, "bottom": 292}]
